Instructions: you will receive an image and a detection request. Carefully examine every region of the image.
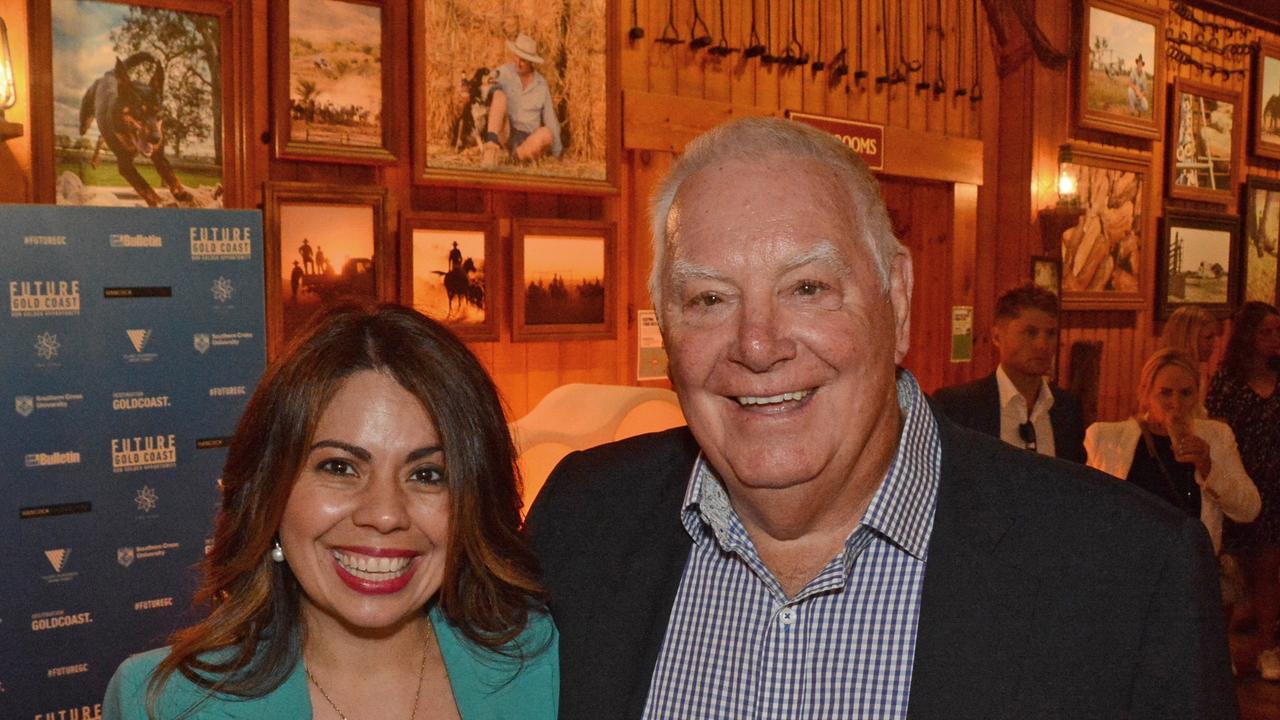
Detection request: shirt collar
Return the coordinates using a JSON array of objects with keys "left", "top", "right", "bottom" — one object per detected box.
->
[
  {"left": 679, "top": 370, "right": 940, "bottom": 563},
  {"left": 995, "top": 364, "right": 1055, "bottom": 416}
]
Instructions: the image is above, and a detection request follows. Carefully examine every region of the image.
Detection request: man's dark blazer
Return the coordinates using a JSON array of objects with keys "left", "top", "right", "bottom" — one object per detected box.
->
[
  {"left": 525, "top": 412, "right": 1236, "bottom": 720},
  {"left": 932, "top": 372, "right": 1087, "bottom": 464}
]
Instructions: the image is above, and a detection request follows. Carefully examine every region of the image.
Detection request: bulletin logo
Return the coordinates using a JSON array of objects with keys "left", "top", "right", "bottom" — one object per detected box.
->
[
  {"left": 211, "top": 276, "right": 235, "bottom": 303},
  {"left": 111, "top": 434, "right": 178, "bottom": 472},
  {"left": 34, "top": 331, "right": 61, "bottom": 361},
  {"left": 25, "top": 450, "right": 82, "bottom": 468},
  {"left": 193, "top": 334, "right": 210, "bottom": 354},
  {"left": 135, "top": 485, "right": 159, "bottom": 512},
  {"left": 109, "top": 233, "right": 162, "bottom": 248},
  {"left": 190, "top": 226, "right": 253, "bottom": 261},
  {"left": 9, "top": 280, "right": 81, "bottom": 317},
  {"left": 123, "top": 330, "right": 158, "bottom": 363},
  {"left": 41, "top": 548, "right": 79, "bottom": 583},
  {"left": 15, "top": 396, "right": 34, "bottom": 417}
]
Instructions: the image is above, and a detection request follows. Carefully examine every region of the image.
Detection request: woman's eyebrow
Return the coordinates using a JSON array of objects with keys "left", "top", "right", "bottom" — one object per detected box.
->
[{"left": 310, "top": 440, "right": 370, "bottom": 461}]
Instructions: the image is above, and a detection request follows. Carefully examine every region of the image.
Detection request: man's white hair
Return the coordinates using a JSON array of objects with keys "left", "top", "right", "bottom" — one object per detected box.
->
[{"left": 647, "top": 116, "right": 904, "bottom": 315}]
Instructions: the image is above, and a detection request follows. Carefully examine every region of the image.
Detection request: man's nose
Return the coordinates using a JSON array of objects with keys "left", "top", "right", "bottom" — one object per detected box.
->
[{"left": 729, "top": 301, "right": 796, "bottom": 372}]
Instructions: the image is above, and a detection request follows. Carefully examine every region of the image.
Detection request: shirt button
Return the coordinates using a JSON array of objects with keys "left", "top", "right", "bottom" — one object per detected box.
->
[{"left": 779, "top": 608, "right": 796, "bottom": 627}]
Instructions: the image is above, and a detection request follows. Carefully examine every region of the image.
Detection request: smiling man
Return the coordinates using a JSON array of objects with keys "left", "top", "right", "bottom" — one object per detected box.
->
[
  {"left": 526, "top": 117, "right": 1236, "bottom": 720},
  {"left": 933, "top": 285, "right": 1086, "bottom": 463}
]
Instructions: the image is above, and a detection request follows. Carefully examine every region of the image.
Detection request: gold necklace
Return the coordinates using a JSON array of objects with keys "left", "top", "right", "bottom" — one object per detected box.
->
[{"left": 305, "top": 623, "right": 432, "bottom": 720}]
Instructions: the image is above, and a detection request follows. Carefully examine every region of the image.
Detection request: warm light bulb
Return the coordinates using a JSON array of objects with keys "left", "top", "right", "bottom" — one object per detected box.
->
[{"left": 1058, "top": 172, "right": 1077, "bottom": 198}]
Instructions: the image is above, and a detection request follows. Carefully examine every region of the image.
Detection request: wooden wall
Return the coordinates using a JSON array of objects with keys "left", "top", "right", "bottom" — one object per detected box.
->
[
  {"left": 1, "top": 0, "right": 1276, "bottom": 423},
  {"left": 1003, "top": 0, "right": 1280, "bottom": 424}
]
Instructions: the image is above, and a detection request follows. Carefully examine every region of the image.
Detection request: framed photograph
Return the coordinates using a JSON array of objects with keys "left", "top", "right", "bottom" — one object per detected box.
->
[
  {"left": 411, "top": 0, "right": 618, "bottom": 193},
  {"left": 512, "top": 219, "right": 616, "bottom": 341},
  {"left": 28, "top": 0, "right": 243, "bottom": 207},
  {"left": 1242, "top": 176, "right": 1280, "bottom": 305},
  {"left": 270, "top": 0, "right": 396, "bottom": 163},
  {"left": 1252, "top": 39, "right": 1280, "bottom": 161},
  {"left": 1077, "top": 0, "right": 1164, "bottom": 140},
  {"left": 1156, "top": 212, "right": 1241, "bottom": 319},
  {"left": 400, "top": 213, "right": 499, "bottom": 341},
  {"left": 1031, "top": 256, "right": 1063, "bottom": 296},
  {"left": 1057, "top": 143, "right": 1150, "bottom": 310},
  {"left": 264, "top": 182, "right": 392, "bottom": 358},
  {"left": 1167, "top": 78, "right": 1240, "bottom": 206}
]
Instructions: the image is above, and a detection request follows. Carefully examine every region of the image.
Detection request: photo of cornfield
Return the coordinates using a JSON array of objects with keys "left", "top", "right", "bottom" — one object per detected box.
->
[
  {"left": 418, "top": 0, "right": 607, "bottom": 187},
  {"left": 1060, "top": 162, "right": 1144, "bottom": 297},
  {"left": 287, "top": 0, "right": 383, "bottom": 149}
]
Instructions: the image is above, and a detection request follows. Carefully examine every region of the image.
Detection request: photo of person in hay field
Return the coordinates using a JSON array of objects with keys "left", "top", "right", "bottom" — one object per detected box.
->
[
  {"left": 1084, "top": 6, "right": 1156, "bottom": 121},
  {"left": 422, "top": 0, "right": 606, "bottom": 181}
]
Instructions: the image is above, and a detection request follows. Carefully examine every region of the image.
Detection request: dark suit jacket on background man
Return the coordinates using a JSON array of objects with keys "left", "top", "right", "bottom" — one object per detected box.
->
[{"left": 933, "top": 373, "right": 1087, "bottom": 464}]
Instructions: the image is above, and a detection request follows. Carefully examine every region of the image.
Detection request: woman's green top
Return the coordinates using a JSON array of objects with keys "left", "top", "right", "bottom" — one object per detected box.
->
[{"left": 103, "top": 605, "right": 558, "bottom": 719}]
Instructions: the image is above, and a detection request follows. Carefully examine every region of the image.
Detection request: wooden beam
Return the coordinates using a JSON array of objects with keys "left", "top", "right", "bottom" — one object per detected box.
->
[{"left": 623, "top": 90, "right": 983, "bottom": 186}]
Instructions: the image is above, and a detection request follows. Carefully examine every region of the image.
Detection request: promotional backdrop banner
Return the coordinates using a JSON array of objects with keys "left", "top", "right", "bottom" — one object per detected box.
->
[{"left": 1, "top": 206, "right": 266, "bottom": 717}]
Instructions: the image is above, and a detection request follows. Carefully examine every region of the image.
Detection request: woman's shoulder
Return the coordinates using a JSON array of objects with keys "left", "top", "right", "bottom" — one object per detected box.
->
[
  {"left": 1086, "top": 418, "right": 1137, "bottom": 439},
  {"left": 432, "top": 607, "right": 559, "bottom": 718},
  {"left": 104, "top": 645, "right": 308, "bottom": 719}
]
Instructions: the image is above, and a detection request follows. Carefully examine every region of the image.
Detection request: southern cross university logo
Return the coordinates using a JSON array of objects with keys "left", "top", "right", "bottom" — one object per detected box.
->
[
  {"left": 44, "top": 548, "right": 70, "bottom": 573},
  {"left": 15, "top": 396, "right": 34, "bottom": 417},
  {"left": 193, "top": 334, "right": 210, "bottom": 354},
  {"left": 35, "top": 332, "right": 60, "bottom": 360},
  {"left": 212, "top": 276, "right": 234, "bottom": 303},
  {"left": 126, "top": 329, "right": 151, "bottom": 353},
  {"left": 135, "top": 485, "right": 159, "bottom": 513}
]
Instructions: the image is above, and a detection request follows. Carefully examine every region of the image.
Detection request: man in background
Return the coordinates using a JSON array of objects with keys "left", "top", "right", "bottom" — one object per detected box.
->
[
  {"left": 482, "top": 33, "right": 562, "bottom": 167},
  {"left": 933, "top": 285, "right": 1086, "bottom": 463}
]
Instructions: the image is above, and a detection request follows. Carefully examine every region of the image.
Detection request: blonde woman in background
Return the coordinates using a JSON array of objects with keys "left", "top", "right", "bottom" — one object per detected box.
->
[{"left": 1159, "top": 305, "right": 1221, "bottom": 414}]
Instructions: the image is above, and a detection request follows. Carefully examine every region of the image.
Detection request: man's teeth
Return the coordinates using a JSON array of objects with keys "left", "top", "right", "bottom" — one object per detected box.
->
[
  {"left": 736, "top": 390, "right": 810, "bottom": 406},
  {"left": 332, "top": 550, "right": 413, "bottom": 579}
]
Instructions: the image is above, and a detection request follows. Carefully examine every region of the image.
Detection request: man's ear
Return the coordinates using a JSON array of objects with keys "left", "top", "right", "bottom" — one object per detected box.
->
[{"left": 888, "top": 251, "right": 913, "bottom": 365}]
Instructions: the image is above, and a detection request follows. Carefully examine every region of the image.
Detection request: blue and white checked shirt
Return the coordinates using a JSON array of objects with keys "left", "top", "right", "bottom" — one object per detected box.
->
[{"left": 642, "top": 371, "right": 942, "bottom": 720}]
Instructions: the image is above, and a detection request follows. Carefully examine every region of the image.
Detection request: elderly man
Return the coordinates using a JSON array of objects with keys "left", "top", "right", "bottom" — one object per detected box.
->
[
  {"left": 526, "top": 117, "right": 1235, "bottom": 719},
  {"left": 481, "top": 33, "right": 562, "bottom": 167}
]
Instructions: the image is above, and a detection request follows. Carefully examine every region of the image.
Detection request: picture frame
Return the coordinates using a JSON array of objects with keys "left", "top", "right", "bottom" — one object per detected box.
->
[
  {"left": 400, "top": 213, "right": 500, "bottom": 341},
  {"left": 1057, "top": 143, "right": 1150, "bottom": 310},
  {"left": 27, "top": 0, "right": 244, "bottom": 207},
  {"left": 411, "top": 0, "right": 619, "bottom": 193},
  {"left": 1166, "top": 78, "right": 1240, "bottom": 206},
  {"left": 1076, "top": 0, "right": 1165, "bottom": 140},
  {"left": 1156, "top": 211, "right": 1241, "bottom": 320},
  {"left": 264, "top": 182, "right": 392, "bottom": 359},
  {"left": 512, "top": 219, "right": 616, "bottom": 341},
  {"left": 1252, "top": 39, "right": 1280, "bottom": 161},
  {"left": 270, "top": 0, "right": 397, "bottom": 163},
  {"left": 1242, "top": 176, "right": 1280, "bottom": 306},
  {"left": 1031, "top": 256, "right": 1063, "bottom": 297}
]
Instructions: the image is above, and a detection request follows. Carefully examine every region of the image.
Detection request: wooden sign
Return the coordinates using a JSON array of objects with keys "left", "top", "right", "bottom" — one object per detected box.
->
[{"left": 786, "top": 111, "right": 885, "bottom": 170}]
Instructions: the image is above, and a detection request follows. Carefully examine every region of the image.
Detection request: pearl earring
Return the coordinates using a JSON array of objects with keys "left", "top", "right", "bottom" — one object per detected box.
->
[{"left": 270, "top": 542, "right": 285, "bottom": 563}]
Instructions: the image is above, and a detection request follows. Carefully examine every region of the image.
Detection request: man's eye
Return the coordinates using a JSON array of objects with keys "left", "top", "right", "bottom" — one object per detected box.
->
[
  {"left": 686, "top": 292, "right": 722, "bottom": 308},
  {"left": 410, "top": 466, "right": 446, "bottom": 486},
  {"left": 317, "top": 459, "right": 356, "bottom": 476},
  {"left": 794, "top": 280, "right": 829, "bottom": 296}
]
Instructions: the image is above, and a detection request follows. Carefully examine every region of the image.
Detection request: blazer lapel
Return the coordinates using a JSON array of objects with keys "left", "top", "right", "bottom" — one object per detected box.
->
[
  {"left": 979, "top": 374, "right": 1002, "bottom": 437},
  {"left": 907, "top": 418, "right": 1040, "bottom": 720}
]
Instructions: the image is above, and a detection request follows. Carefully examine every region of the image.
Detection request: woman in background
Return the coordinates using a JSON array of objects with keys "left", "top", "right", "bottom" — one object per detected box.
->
[
  {"left": 1159, "top": 305, "right": 1220, "bottom": 412},
  {"left": 1085, "top": 348, "right": 1258, "bottom": 557},
  {"left": 1208, "top": 301, "right": 1280, "bottom": 680},
  {"left": 104, "top": 303, "right": 557, "bottom": 718}
]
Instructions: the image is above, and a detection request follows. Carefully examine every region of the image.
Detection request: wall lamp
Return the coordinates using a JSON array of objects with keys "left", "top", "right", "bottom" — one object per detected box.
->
[
  {"left": 0, "top": 16, "right": 23, "bottom": 142},
  {"left": 1055, "top": 144, "right": 1080, "bottom": 210}
]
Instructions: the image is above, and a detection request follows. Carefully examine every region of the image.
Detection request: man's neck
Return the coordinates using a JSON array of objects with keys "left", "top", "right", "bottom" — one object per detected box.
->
[{"left": 1000, "top": 364, "right": 1044, "bottom": 408}]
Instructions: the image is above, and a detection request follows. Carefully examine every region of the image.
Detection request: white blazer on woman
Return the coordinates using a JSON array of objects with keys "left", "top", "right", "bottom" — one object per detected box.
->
[{"left": 1085, "top": 417, "right": 1260, "bottom": 553}]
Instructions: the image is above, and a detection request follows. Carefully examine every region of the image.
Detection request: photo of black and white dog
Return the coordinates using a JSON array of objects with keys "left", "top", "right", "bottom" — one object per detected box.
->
[
  {"left": 449, "top": 67, "right": 500, "bottom": 152},
  {"left": 78, "top": 52, "right": 193, "bottom": 207}
]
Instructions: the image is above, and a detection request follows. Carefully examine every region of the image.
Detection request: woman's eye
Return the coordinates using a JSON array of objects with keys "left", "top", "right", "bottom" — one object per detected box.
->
[
  {"left": 317, "top": 458, "right": 356, "bottom": 476},
  {"left": 410, "top": 466, "right": 446, "bottom": 486}
]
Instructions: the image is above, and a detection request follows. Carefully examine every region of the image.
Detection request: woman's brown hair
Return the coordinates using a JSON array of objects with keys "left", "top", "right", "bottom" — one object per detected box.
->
[{"left": 146, "top": 302, "right": 544, "bottom": 712}]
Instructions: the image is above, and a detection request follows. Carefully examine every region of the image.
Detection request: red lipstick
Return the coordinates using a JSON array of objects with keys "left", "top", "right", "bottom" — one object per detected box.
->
[{"left": 330, "top": 547, "right": 419, "bottom": 595}]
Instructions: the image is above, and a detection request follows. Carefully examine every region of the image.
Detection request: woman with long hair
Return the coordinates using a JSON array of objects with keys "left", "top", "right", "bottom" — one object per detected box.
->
[
  {"left": 1159, "top": 305, "right": 1221, "bottom": 411},
  {"left": 1085, "top": 347, "right": 1258, "bottom": 556},
  {"left": 1207, "top": 301, "right": 1280, "bottom": 679},
  {"left": 104, "top": 303, "right": 557, "bottom": 718}
]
